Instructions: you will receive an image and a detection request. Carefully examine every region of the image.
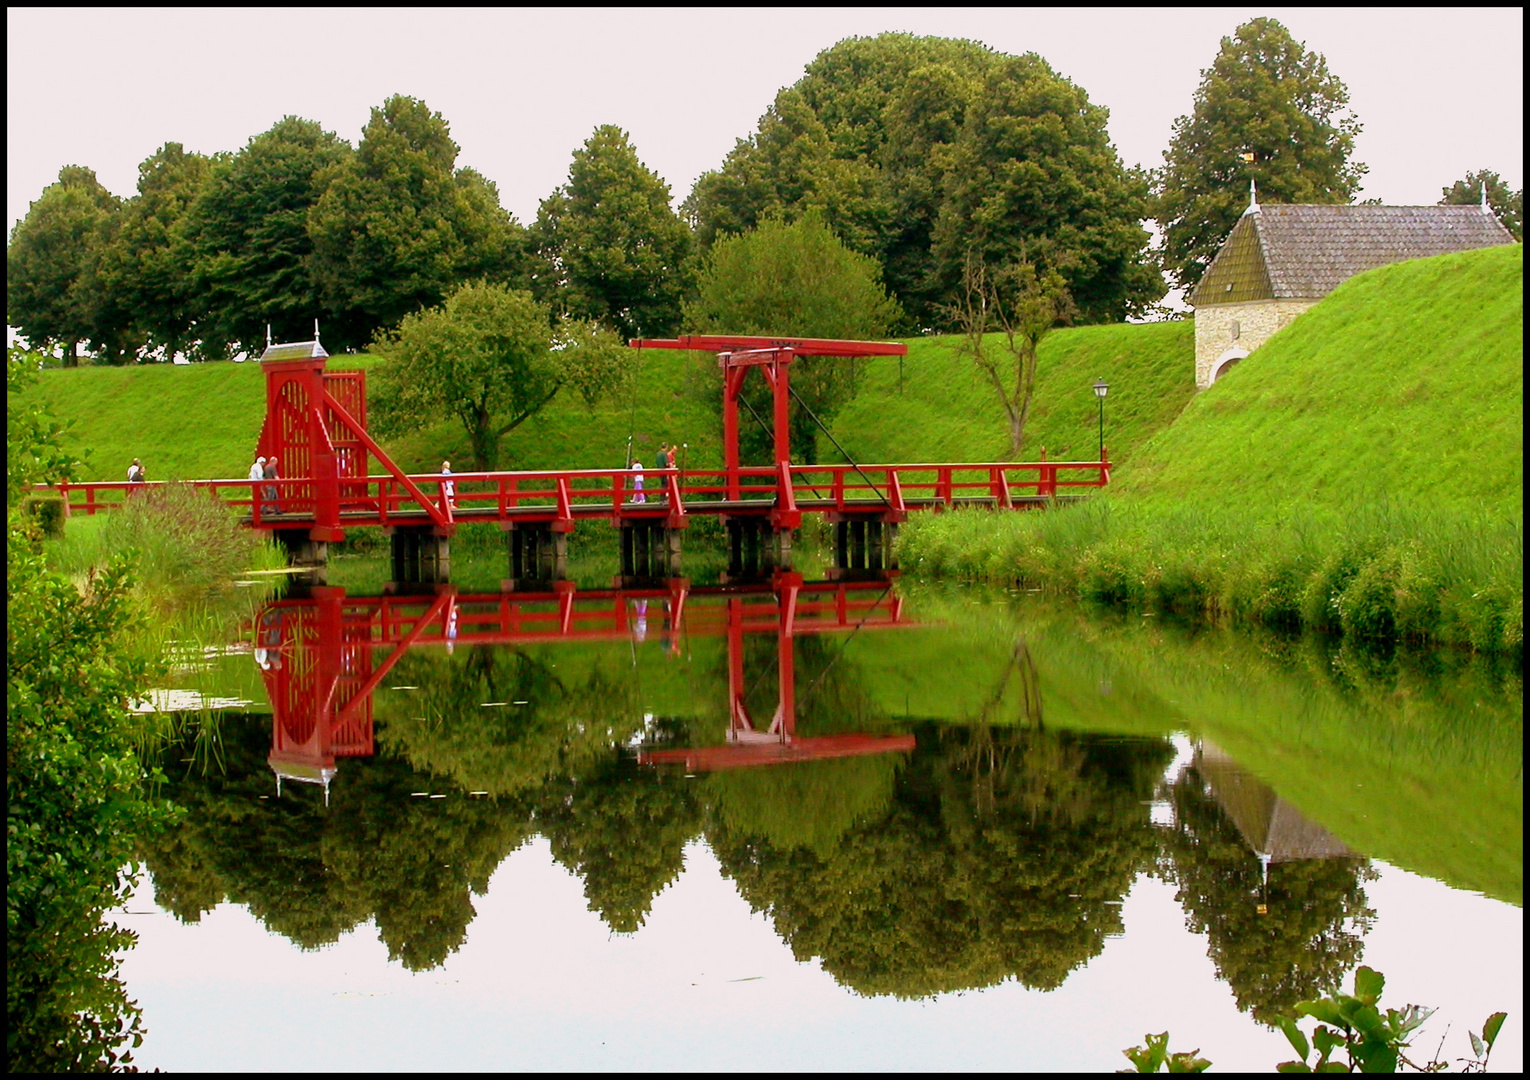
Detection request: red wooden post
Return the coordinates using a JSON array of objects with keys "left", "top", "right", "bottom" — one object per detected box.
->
[
  {"left": 771, "top": 349, "right": 793, "bottom": 471},
  {"left": 722, "top": 365, "right": 746, "bottom": 500}
]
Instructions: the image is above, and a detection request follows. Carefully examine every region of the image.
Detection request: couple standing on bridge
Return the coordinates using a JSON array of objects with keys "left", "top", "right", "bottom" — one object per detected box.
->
[
  {"left": 249, "top": 454, "right": 280, "bottom": 515},
  {"left": 629, "top": 442, "right": 680, "bottom": 504}
]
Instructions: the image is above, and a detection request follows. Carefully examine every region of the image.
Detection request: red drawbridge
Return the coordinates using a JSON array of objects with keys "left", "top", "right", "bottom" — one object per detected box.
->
[
  {"left": 41, "top": 332, "right": 1110, "bottom": 577},
  {"left": 256, "top": 574, "right": 917, "bottom": 798}
]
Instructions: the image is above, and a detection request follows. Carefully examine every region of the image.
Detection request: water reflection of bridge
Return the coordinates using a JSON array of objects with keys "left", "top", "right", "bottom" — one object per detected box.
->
[{"left": 256, "top": 572, "right": 916, "bottom": 797}]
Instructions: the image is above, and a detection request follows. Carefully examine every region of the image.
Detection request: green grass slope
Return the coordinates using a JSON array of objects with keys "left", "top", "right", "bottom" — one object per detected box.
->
[
  {"left": 831, "top": 320, "right": 1194, "bottom": 466},
  {"left": 898, "top": 244, "right": 1524, "bottom": 652},
  {"left": 1118, "top": 243, "right": 1522, "bottom": 522}
]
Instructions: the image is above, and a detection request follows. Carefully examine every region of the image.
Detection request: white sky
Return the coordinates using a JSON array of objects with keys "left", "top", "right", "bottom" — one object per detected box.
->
[{"left": 6, "top": 7, "right": 1524, "bottom": 239}]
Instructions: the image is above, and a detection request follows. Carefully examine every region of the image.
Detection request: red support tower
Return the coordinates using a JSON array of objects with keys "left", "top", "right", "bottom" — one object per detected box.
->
[
  {"left": 256, "top": 330, "right": 451, "bottom": 543},
  {"left": 630, "top": 335, "right": 908, "bottom": 502}
]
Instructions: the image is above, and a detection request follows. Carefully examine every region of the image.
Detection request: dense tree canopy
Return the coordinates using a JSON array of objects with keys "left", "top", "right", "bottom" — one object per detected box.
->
[
  {"left": 684, "top": 33, "right": 1164, "bottom": 328},
  {"left": 533, "top": 125, "right": 693, "bottom": 339},
  {"left": 94, "top": 143, "right": 216, "bottom": 361},
  {"left": 183, "top": 115, "right": 354, "bottom": 357},
  {"left": 6, "top": 166, "right": 122, "bottom": 367},
  {"left": 309, "top": 95, "right": 531, "bottom": 349},
  {"left": 369, "top": 281, "right": 631, "bottom": 471},
  {"left": 1440, "top": 168, "right": 1522, "bottom": 242},
  {"left": 712, "top": 726, "right": 1171, "bottom": 998},
  {"left": 1156, "top": 17, "right": 1366, "bottom": 291}
]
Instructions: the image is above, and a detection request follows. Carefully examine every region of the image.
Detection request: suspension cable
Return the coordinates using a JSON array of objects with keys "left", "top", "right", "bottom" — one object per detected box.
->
[{"left": 787, "top": 382, "right": 891, "bottom": 508}]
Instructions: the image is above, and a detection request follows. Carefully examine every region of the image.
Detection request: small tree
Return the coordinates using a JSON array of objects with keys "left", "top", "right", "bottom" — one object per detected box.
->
[
  {"left": 947, "top": 257, "right": 1074, "bottom": 459},
  {"left": 683, "top": 212, "right": 902, "bottom": 463},
  {"left": 1440, "top": 169, "right": 1522, "bottom": 242},
  {"left": 370, "top": 281, "right": 630, "bottom": 472}
]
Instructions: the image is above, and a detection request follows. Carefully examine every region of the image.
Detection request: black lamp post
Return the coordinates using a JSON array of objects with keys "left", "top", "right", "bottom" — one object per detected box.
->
[{"left": 1093, "top": 378, "right": 1109, "bottom": 461}]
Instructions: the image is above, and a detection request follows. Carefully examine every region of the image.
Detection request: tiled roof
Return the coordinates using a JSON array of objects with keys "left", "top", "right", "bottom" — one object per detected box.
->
[
  {"left": 260, "top": 339, "right": 329, "bottom": 362},
  {"left": 1191, "top": 203, "right": 1513, "bottom": 306}
]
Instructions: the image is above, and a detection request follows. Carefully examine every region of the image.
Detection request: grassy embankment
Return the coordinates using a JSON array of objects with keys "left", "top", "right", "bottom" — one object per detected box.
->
[
  {"left": 898, "top": 245, "right": 1524, "bottom": 654},
  {"left": 15, "top": 320, "right": 1195, "bottom": 482}
]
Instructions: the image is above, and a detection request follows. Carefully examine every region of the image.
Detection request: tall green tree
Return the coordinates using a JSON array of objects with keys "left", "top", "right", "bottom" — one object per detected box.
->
[
  {"left": 685, "top": 33, "right": 1163, "bottom": 328},
  {"left": 6, "top": 166, "right": 122, "bottom": 367},
  {"left": 930, "top": 54, "right": 1161, "bottom": 324},
  {"left": 532, "top": 125, "right": 693, "bottom": 339},
  {"left": 370, "top": 281, "right": 632, "bottom": 471},
  {"left": 309, "top": 95, "right": 530, "bottom": 349},
  {"left": 683, "top": 212, "right": 902, "bottom": 464},
  {"left": 1156, "top": 17, "right": 1367, "bottom": 291},
  {"left": 1439, "top": 169, "right": 1522, "bottom": 242},
  {"left": 95, "top": 143, "right": 216, "bottom": 362},
  {"left": 183, "top": 115, "right": 353, "bottom": 357}
]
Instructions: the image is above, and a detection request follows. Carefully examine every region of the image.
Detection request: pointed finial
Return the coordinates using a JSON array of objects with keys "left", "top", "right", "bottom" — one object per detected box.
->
[
  {"left": 1481, "top": 181, "right": 1489, "bottom": 210},
  {"left": 314, "top": 318, "right": 321, "bottom": 344},
  {"left": 1242, "top": 178, "right": 1261, "bottom": 217},
  {"left": 266, "top": 324, "right": 272, "bottom": 348}
]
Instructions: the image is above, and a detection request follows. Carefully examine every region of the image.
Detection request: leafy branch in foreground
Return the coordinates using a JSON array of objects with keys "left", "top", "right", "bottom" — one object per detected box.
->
[{"left": 1121, "top": 967, "right": 1507, "bottom": 1073}]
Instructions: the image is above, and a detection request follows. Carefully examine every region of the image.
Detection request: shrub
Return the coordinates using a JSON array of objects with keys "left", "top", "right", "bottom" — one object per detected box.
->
[
  {"left": 99, "top": 483, "right": 277, "bottom": 613},
  {"left": 20, "top": 495, "right": 66, "bottom": 538}
]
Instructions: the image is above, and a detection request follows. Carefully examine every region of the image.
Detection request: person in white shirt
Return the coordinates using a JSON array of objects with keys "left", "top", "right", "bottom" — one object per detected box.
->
[{"left": 249, "top": 455, "right": 266, "bottom": 482}]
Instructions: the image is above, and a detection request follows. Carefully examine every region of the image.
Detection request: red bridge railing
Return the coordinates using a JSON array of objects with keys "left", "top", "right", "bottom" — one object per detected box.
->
[{"left": 35, "top": 457, "right": 1108, "bottom": 531}]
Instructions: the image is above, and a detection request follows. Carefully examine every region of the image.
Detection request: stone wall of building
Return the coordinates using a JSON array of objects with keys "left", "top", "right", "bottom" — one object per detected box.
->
[{"left": 1193, "top": 298, "right": 1315, "bottom": 389}]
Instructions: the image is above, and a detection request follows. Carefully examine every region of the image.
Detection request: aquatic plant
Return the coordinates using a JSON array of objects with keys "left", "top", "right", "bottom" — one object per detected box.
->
[{"left": 1121, "top": 966, "right": 1508, "bottom": 1072}]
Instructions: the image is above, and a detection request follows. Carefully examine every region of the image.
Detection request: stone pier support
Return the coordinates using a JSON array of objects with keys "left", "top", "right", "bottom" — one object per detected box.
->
[
  {"left": 504, "top": 522, "right": 568, "bottom": 588},
  {"left": 274, "top": 528, "right": 330, "bottom": 584},
  {"left": 619, "top": 520, "right": 683, "bottom": 582},
  {"left": 387, "top": 526, "right": 451, "bottom": 584},
  {"left": 723, "top": 518, "right": 793, "bottom": 580},
  {"left": 830, "top": 515, "right": 897, "bottom": 575}
]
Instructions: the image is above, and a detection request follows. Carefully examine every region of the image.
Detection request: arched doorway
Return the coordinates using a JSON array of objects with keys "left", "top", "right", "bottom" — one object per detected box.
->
[{"left": 1211, "top": 348, "right": 1249, "bottom": 383}]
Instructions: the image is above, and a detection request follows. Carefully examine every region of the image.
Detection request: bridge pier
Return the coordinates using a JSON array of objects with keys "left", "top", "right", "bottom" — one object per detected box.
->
[
  {"left": 387, "top": 526, "right": 451, "bottom": 585},
  {"left": 831, "top": 515, "right": 897, "bottom": 575},
  {"left": 619, "top": 521, "right": 682, "bottom": 583},
  {"left": 273, "top": 529, "right": 330, "bottom": 584},
  {"left": 504, "top": 522, "right": 568, "bottom": 588},
  {"left": 724, "top": 518, "right": 793, "bottom": 579}
]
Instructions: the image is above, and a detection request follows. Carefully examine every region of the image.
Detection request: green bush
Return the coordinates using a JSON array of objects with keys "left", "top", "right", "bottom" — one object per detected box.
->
[{"left": 20, "top": 495, "right": 66, "bottom": 538}]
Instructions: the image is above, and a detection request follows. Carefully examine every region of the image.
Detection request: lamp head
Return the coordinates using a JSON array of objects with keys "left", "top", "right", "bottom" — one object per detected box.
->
[{"left": 1093, "top": 378, "right": 1109, "bottom": 399}]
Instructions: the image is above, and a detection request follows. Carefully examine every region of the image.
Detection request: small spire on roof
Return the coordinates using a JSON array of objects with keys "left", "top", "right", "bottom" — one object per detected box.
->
[
  {"left": 314, "top": 318, "right": 321, "bottom": 345},
  {"left": 266, "top": 324, "right": 272, "bottom": 349},
  {"left": 1243, "top": 179, "right": 1260, "bottom": 216},
  {"left": 1481, "top": 181, "right": 1489, "bottom": 210}
]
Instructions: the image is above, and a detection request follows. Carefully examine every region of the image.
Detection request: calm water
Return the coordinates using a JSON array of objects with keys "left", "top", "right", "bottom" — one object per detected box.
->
[{"left": 118, "top": 571, "right": 1523, "bottom": 1072}]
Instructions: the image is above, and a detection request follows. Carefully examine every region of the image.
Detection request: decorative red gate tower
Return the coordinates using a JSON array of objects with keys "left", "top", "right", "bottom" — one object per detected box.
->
[{"left": 255, "top": 328, "right": 451, "bottom": 564}]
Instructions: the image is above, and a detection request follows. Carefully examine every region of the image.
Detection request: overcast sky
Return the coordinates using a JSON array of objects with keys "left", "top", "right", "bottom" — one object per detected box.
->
[{"left": 7, "top": 6, "right": 1524, "bottom": 239}]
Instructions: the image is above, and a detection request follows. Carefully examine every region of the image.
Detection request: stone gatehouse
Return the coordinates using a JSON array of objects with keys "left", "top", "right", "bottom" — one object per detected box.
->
[{"left": 1189, "top": 193, "right": 1514, "bottom": 389}]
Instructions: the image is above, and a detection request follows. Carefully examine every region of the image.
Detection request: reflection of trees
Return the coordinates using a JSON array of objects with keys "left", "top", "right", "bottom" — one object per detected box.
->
[
  {"left": 710, "top": 724, "right": 1172, "bottom": 998},
  {"left": 1160, "top": 766, "right": 1375, "bottom": 1024},
  {"left": 139, "top": 714, "right": 535, "bottom": 971},
  {"left": 378, "top": 643, "right": 645, "bottom": 797},
  {"left": 535, "top": 754, "right": 702, "bottom": 933}
]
